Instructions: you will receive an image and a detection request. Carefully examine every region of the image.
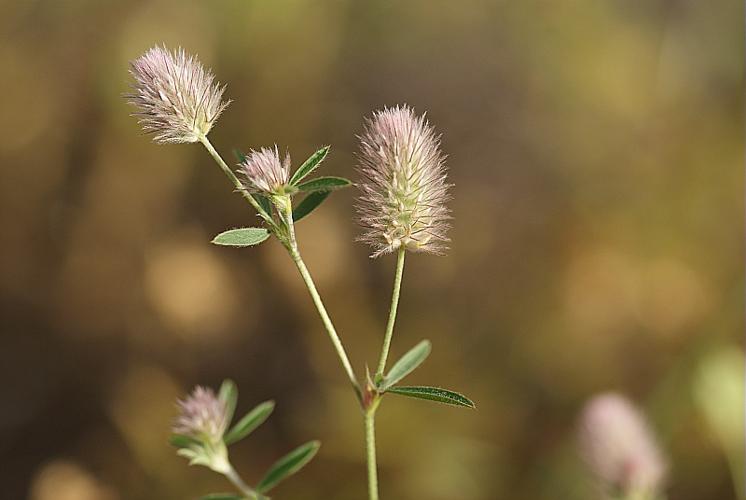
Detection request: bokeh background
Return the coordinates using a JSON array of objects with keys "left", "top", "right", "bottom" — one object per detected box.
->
[{"left": 1, "top": 1, "right": 743, "bottom": 499}]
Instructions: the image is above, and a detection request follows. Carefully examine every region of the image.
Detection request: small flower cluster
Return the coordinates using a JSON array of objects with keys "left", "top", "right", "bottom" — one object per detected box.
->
[
  {"left": 171, "top": 380, "right": 319, "bottom": 499},
  {"left": 173, "top": 386, "right": 231, "bottom": 474},
  {"left": 239, "top": 146, "right": 291, "bottom": 195},
  {"left": 174, "top": 386, "right": 230, "bottom": 442}
]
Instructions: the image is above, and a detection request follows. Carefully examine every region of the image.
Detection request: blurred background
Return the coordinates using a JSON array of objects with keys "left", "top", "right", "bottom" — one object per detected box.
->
[{"left": 0, "top": 1, "right": 742, "bottom": 499}]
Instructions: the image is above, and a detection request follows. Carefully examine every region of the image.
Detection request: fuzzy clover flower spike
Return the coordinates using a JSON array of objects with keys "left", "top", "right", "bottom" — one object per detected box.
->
[
  {"left": 171, "top": 380, "right": 319, "bottom": 500},
  {"left": 126, "top": 45, "right": 229, "bottom": 144},
  {"left": 356, "top": 105, "right": 451, "bottom": 258},
  {"left": 578, "top": 393, "right": 668, "bottom": 500}
]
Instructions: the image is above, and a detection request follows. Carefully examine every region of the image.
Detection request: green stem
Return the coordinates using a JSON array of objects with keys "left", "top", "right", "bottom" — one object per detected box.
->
[
  {"left": 289, "top": 248, "right": 360, "bottom": 397},
  {"left": 225, "top": 465, "right": 261, "bottom": 500},
  {"left": 375, "top": 248, "right": 406, "bottom": 378},
  {"left": 198, "top": 135, "right": 275, "bottom": 228},
  {"left": 364, "top": 410, "right": 380, "bottom": 500}
]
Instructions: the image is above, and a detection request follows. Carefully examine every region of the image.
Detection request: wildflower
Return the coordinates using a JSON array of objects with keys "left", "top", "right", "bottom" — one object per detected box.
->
[
  {"left": 578, "top": 393, "right": 667, "bottom": 499},
  {"left": 173, "top": 386, "right": 231, "bottom": 473},
  {"left": 356, "top": 105, "right": 450, "bottom": 258},
  {"left": 174, "top": 386, "right": 229, "bottom": 441},
  {"left": 238, "top": 146, "right": 291, "bottom": 195},
  {"left": 126, "top": 45, "right": 229, "bottom": 143}
]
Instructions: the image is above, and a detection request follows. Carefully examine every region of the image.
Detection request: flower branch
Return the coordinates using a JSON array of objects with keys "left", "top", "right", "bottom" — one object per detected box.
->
[{"left": 125, "top": 45, "right": 475, "bottom": 500}]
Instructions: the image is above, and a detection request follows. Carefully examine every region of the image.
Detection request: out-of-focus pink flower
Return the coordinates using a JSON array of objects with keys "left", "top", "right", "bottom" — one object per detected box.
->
[{"left": 578, "top": 393, "right": 668, "bottom": 499}]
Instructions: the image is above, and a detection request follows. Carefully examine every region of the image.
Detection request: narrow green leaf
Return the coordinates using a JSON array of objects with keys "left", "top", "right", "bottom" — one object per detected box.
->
[
  {"left": 212, "top": 228, "right": 270, "bottom": 247},
  {"left": 380, "top": 340, "right": 432, "bottom": 391},
  {"left": 256, "top": 440, "right": 321, "bottom": 493},
  {"left": 292, "top": 191, "right": 330, "bottom": 222},
  {"left": 289, "top": 146, "right": 329, "bottom": 185},
  {"left": 218, "top": 379, "right": 238, "bottom": 426},
  {"left": 200, "top": 494, "right": 244, "bottom": 500},
  {"left": 224, "top": 400, "right": 275, "bottom": 445},
  {"left": 297, "top": 176, "right": 352, "bottom": 192},
  {"left": 169, "top": 434, "right": 201, "bottom": 449},
  {"left": 386, "top": 386, "right": 476, "bottom": 409}
]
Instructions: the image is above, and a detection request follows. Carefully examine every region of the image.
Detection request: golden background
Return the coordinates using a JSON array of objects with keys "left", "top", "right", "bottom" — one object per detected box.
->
[{"left": 0, "top": 1, "right": 742, "bottom": 499}]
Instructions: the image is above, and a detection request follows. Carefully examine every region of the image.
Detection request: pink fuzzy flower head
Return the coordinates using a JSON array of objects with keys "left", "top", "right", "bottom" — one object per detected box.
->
[
  {"left": 173, "top": 386, "right": 229, "bottom": 443},
  {"left": 578, "top": 393, "right": 668, "bottom": 499},
  {"left": 356, "top": 105, "right": 451, "bottom": 258},
  {"left": 238, "top": 146, "right": 291, "bottom": 195},
  {"left": 126, "top": 46, "right": 229, "bottom": 144}
]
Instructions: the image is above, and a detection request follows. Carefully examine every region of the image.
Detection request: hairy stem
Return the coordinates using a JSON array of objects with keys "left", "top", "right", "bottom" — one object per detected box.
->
[
  {"left": 225, "top": 465, "right": 261, "bottom": 500},
  {"left": 289, "top": 248, "right": 360, "bottom": 398},
  {"left": 198, "top": 135, "right": 275, "bottom": 227},
  {"left": 375, "top": 248, "right": 406, "bottom": 378},
  {"left": 364, "top": 410, "right": 380, "bottom": 500}
]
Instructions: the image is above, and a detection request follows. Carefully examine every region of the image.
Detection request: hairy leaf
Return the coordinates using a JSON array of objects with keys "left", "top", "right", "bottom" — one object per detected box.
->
[
  {"left": 290, "top": 146, "right": 329, "bottom": 185},
  {"left": 386, "top": 386, "right": 475, "bottom": 409},
  {"left": 297, "top": 176, "right": 352, "bottom": 192},
  {"left": 212, "top": 228, "right": 270, "bottom": 247}
]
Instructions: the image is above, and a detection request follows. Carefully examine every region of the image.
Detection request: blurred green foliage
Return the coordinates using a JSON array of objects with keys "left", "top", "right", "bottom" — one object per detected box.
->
[{"left": 0, "top": 1, "right": 741, "bottom": 499}]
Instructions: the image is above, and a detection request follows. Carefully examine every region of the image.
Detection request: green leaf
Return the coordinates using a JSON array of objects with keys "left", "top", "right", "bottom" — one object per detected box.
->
[
  {"left": 289, "top": 146, "right": 329, "bottom": 185},
  {"left": 212, "top": 228, "right": 270, "bottom": 247},
  {"left": 292, "top": 191, "right": 331, "bottom": 222},
  {"left": 386, "top": 386, "right": 476, "bottom": 409},
  {"left": 169, "top": 434, "right": 201, "bottom": 449},
  {"left": 200, "top": 494, "right": 244, "bottom": 500},
  {"left": 379, "top": 340, "right": 432, "bottom": 391},
  {"left": 296, "top": 176, "right": 352, "bottom": 192},
  {"left": 218, "top": 379, "right": 238, "bottom": 426},
  {"left": 256, "top": 440, "right": 321, "bottom": 493},
  {"left": 224, "top": 400, "right": 275, "bottom": 445},
  {"left": 253, "top": 194, "right": 272, "bottom": 215}
]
